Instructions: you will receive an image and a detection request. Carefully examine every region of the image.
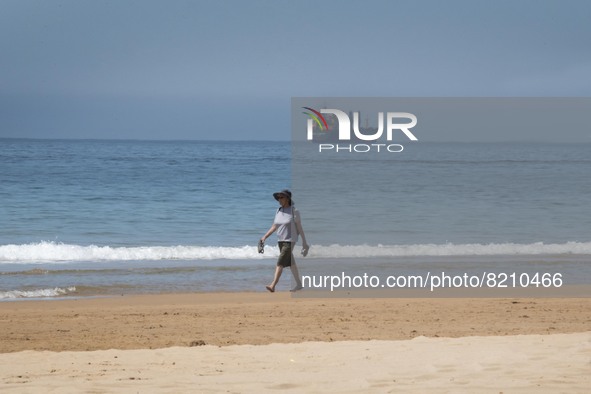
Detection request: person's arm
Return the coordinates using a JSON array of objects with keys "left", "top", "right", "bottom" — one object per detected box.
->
[
  {"left": 295, "top": 211, "right": 309, "bottom": 254},
  {"left": 295, "top": 220, "right": 308, "bottom": 248},
  {"left": 261, "top": 224, "right": 277, "bottom": 243}
]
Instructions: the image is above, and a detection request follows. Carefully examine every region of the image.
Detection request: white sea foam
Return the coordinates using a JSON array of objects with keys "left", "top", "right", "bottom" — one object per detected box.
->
[
  {"left": 0, "top": 286, "right": 76, "bottom": 299},
  {"left": 310, "top": 242, "right": 591, "bottom": 258},
  {"left": 0, "top": 242, "right": 274, "bottom": 263},
  {"left": 0, "top": 241, "right": 591, "bottom": 264}
]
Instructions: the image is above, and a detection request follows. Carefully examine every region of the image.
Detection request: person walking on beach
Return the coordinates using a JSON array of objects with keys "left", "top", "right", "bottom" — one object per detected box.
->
[{"left": 260, "top": 189, "right": 309, "bottom": 292}]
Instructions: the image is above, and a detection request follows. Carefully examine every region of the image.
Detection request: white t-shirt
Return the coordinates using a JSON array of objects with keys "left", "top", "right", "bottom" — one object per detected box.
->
[{"left": 274, "top": 206, "right": 300, "bottom": 243}]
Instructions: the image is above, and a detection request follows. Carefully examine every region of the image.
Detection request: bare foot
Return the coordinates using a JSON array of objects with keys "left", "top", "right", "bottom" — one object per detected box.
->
[
  {"left": 265, "top": 285, "right": 275, "bottom": 293},
  {"left": 290, "top": 285, "right": 303, "bottom": 292}
]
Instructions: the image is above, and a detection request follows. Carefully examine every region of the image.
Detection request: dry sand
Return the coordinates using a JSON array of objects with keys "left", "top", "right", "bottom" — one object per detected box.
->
[{"left": 1, "top": 293, "right": 590, "bottom": 392}]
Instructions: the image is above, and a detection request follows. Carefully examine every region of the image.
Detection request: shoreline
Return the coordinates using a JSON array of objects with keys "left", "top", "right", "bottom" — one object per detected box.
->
[{"left": 1, "top": 292, "right": 590, "bottom": 353}]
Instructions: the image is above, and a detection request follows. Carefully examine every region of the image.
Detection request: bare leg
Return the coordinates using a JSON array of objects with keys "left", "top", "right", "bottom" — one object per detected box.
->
[
  {"left": 266, "top": 266, "right": 283, "bottom": 292},
  {"left": 290, "top": 259, "right": 303, "bottom": 291}
]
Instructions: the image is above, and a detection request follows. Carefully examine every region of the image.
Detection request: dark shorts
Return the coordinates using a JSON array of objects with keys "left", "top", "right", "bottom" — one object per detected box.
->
[{"left": 277, "top": 241, "right": 295, "bottom": 267}]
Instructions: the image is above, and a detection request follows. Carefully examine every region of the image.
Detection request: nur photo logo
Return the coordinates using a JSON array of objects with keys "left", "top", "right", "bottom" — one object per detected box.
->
[{"left": 303, "top": 107, "right": 418, "bottom": 153}]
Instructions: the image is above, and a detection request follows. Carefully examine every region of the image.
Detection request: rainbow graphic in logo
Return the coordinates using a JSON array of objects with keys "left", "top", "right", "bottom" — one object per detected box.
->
[{"left": 302, "top": 107, "right": 329, "bottom": 131}]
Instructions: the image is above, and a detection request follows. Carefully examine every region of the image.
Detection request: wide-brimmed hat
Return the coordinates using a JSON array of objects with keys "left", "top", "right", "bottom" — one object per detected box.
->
[{"left": 273, "top": 189, "right": 292, "bottom": 202}]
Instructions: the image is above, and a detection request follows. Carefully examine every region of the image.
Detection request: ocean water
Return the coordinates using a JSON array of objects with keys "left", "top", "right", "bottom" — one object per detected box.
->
[{"left": 1, "top": 139, "right": 590, "bottom": 299}]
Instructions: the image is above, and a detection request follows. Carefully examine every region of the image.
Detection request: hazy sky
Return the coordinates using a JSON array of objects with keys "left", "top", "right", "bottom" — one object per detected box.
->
[{"left": 1, "top": 0, "right": 590, "bottom": 141}]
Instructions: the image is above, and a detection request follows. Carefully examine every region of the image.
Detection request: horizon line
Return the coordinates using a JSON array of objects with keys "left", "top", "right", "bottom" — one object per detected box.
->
[{"left": 1, "top": 137, "right": 589, "bottom": 144}]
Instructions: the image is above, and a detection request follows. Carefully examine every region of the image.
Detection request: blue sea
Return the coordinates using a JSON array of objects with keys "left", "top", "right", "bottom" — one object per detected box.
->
[{"left": 1, "top": 139, "right": 590, "bottom": 299}]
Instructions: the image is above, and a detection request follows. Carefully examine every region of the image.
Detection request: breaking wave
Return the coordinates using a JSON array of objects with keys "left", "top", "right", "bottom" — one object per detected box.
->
[
  {"left": 0, "top": 241, "right": 590, "bottom": 264},
  {"left": 0, "top": 286, "right": 76, "bottom": 299}
]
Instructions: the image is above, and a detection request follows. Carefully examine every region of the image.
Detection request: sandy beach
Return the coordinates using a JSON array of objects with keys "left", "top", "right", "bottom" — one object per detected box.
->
[{"left": 0, "top": 293, "right": 590, "bottom": 392}]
